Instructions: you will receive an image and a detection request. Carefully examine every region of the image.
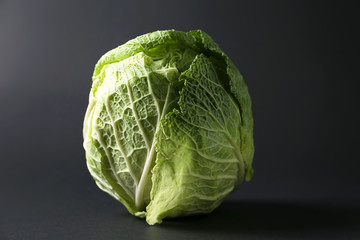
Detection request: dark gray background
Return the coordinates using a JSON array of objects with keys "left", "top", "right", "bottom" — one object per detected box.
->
[{"left": 1, "top": 0, "right": 359, "bottom": 239}]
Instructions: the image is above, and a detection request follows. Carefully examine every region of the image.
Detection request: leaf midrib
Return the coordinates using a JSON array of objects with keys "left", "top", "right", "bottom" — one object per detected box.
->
[{"left": 135, "top": 84, "right": 172, "bottom": 210}]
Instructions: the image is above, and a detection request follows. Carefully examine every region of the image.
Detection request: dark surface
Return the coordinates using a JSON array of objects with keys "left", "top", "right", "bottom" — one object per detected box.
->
[
  {"left": 2, "top": 194, "right": 360, "bottom": 240},
  {"left": 1, "top": 0, "right": 359, "bottom": 239}
]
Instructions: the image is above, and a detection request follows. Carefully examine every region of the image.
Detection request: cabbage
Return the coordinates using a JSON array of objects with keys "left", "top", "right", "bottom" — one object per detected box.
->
[{"left": 83, "top": 30, "right": 254, "bottom": 225}]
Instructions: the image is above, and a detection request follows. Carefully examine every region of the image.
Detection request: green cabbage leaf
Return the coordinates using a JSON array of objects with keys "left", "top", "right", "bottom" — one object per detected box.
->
[{"left": 83, "top": 30, "right": 254, "bottom": 225}]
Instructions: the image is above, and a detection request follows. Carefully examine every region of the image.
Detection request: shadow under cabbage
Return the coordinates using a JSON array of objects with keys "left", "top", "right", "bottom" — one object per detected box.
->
[{"left": 157, "top": 199, "right": 360, "bottom": 234}]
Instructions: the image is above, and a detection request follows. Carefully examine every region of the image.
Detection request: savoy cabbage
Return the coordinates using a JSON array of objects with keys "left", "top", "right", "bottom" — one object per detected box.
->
[{"left": 83, "top": 30, "right": 254, "bottom": 225}]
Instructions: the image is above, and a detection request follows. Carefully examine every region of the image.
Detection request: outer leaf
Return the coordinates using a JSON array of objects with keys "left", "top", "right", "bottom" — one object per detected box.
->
[
  {"left": 83, "top": 52, "right": 180, "bottom": 215},
  {"left": 189, "top": 30, "right": 254, "bottom": 181},
  {"left": 146, "top": 54, "right": 244, "bottom": 224}
]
